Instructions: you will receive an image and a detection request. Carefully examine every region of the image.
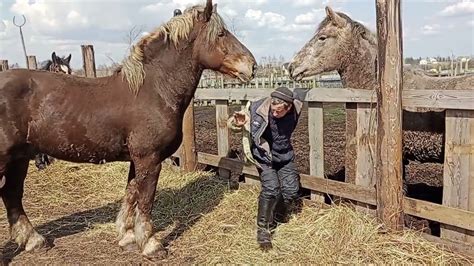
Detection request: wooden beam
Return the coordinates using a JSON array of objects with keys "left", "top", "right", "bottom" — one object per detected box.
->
[
  {"left": 441, "top": 110, "right": 474, "bottom": 243},
  {"left": 181, "top": 100, "right": 197, "bottom": 172},
  {"left": 375, "top": 0, "right": 404, "bottom": 230},
  {"left": 195, "top": 152, "right": 474, "bottom": 232},
  {"left": 215, "top": 100, "right": 231, "bottom": 180},
  {"left": 345, "top": 103, "right": 357, "bottom": 184},
  {"left": 27, "top": 55, "right": 37, "bottom": 69},
  {"left": 81, "top": 45, "right": 96, "bottom": 78},
  {"left": 0, "top": 60, "right": 8, "bottom": 71},
  {"left": 193, "top": 88, "right": 474, "bottom": 110},
  {"left": 404, "top": 197, "right": 474, "bottom": 232},
  {"left": 355, "top": 103, "right": 377, "bottom": 213},
  {"left": 355, "top": 103, "right": 377, "bottom": 188},
  {"left": 308, "top": 102, "right": 325, "bottom": 202},
  {"left": 403, "top": 90, "right": 474, "bottom": 110}
]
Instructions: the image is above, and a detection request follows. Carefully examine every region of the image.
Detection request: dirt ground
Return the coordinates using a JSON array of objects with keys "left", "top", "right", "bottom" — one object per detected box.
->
[{"left": 0, "top": 162, "right": 468, "bottom": 265}]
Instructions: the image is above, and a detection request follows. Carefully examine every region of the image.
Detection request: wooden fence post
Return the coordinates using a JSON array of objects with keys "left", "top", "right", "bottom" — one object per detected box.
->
[
  {"left": 441, "top": 110, "right": 474, "bottom": 243},
  {"left": 308, "top": 102, "right": 325, "bottom": 202},
  {"left": 81, "top": 45, "right": 96, "bottom": 77},
  {"left": 0, "top": 60, "right": 8, "bottom": 71},
  {"left": 27, "top": 55, "right": 37, "bottom": 69},
  {"left": 215, "top": 100, "right": 231, "bottom": 180},
  {"left": 181, "top": 99, "right": 197, "bottom": 172},
  {"left": 375, "top": 0, "right": 404, "bottom": 230},
  {"left": 345, "top": 103, "right": 358, "bottom": 184}
]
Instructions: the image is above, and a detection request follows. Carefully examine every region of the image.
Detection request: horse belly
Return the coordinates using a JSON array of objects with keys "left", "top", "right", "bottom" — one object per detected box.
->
[{"left": 28, "top": 121, "right": 129, "bottom": 163}]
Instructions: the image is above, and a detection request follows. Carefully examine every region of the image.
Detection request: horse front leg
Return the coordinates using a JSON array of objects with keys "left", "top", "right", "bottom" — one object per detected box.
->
[
  {"left": 116, "top": 162, "right": 138, "bottom": 251},
  {"left": 117, "top": 154, "right": 164, "bottom": 259}
]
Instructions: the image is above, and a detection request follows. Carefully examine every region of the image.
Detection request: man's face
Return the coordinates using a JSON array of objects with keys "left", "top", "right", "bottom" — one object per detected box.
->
[{"left": 271, "top": 103, "right": 292, "bottom": 118}]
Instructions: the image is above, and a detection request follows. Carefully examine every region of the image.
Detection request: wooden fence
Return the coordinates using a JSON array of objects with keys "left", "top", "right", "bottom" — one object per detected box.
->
[{"left": 173, "top": 86, "right": 473, "bottom": 255}]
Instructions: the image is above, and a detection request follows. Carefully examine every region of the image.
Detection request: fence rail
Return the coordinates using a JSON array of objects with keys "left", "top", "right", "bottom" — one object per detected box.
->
[{"left": 194, "top": 88, "right": 474, "bottom": 110}]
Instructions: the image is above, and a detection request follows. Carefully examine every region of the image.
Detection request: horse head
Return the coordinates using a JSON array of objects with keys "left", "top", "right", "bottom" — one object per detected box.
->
[
  {"left": 50, "top": 52, "right": 72, "bottom": 74},
  {"left": 289, "top": 6, "right": 375, "bottom": 81},
  {"left": 173, "top": 0, "right": 256, "bottom": 82}
]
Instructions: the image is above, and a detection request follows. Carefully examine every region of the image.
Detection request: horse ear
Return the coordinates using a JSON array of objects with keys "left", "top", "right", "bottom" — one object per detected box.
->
[
  {"left": 212, "top": 3, "right": 217, "bottom": 13},
  {"left": 202, "top": 0, "right": 213, "bottom": 22},
  {"left": 325, "top": 6, "right": 346, "bottom": 28},
  {"left": 51, "top": 52, "right": 58, "bottom": 63},
  {"left": 66, "top": 54, "right": 72, "bottom": 64}
]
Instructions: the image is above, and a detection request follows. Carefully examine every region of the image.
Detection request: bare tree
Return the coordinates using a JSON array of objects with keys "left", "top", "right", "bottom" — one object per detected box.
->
[{"left": 124, "top": 25, "right": 145, "bottom": 47}]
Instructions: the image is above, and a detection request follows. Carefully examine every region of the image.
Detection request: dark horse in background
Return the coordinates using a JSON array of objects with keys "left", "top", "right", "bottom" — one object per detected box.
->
[
  {"left": 34, "top": 52, "right": 73, "bottom": 170},
  {"left": 0, "top": 0, "right": 256, "bottom": 259}
]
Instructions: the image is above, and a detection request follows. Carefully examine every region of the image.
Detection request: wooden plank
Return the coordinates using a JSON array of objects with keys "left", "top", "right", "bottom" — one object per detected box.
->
[
  {"left": 196, "top": 152, "right": 474, "bottom": 231},
  {"left": 195, "top": 152, "right": 474, "bottom": 231},
  {"left": 375, "top": 0, "right": 404, "bottom": 230},
  {"left": 0, "top": 60, "right": 8, "bottom": 71},
  {"left": 81, "top": 45, "right": 96, "bottom": 78},
  {"left": 403, "top": 90, "right": 474, "bottom": 110},
  {"left": 194, "top": 87, "right": 375, "bottom": 103},
  {"left": 215, "top": 100, "right": 231, "bottom": 180},
  {"left": 355, "top": 103, "right": 377, "bottom": 187},
  {"left": 308, "top": 102, "right": 325, "bottom": 202},
  {"left": 345, "top": 103, "right": 357, "bottom": 184},
  {"left": 355, "top": 103, "right": 377, "bottom": 213},
  {"left": 441, "top": 110, "right": 474, "bottom": 243},
  {"left": 27, "top": 55, "right": 37, "bottom": 69},
  {"left": 404, "top": 197, "right": 474, "bottom": 232},
  {"left": 193, "top": 88, "right": 474, "bottom": 110},
  {"left": 181, "top": 99, "right": 197, "bottom": 172},
  {"left": 197, "top": 152, "right": 376, "bottom": 205},
  {"left": 240, "top": 100, "right": 256, "bottom": 185}
]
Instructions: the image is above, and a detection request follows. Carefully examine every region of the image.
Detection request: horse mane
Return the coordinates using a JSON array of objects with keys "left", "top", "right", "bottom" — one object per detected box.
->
[
  {"left": 120, "top": 4, "right": 227, "bottom": 95},
  {"left": 317, "top": 11, "right": 377, "bottom": 46}
]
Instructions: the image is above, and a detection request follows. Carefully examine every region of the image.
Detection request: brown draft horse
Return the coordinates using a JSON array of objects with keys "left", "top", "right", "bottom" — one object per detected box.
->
[
  {"left": 0, "top": 0, "right": 256, "bottom": 259},
  {"left": 34, "top": 51, "right": 73, "bottom": 170}
]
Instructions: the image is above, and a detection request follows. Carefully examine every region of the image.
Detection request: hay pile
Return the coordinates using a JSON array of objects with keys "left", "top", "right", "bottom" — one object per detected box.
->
[{"left": 0, "top": 161, "right": 471, "bottom": 264}]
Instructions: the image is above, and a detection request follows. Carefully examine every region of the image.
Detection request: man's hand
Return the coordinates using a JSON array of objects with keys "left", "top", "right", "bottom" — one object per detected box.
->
[{"left": 233, "top": 111, "right": 247, "bottom": 127}]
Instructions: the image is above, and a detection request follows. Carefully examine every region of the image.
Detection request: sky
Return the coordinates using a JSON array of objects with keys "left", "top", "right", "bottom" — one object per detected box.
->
[{"left": 0, "top": 0, "right": 473, "bottom": 69}]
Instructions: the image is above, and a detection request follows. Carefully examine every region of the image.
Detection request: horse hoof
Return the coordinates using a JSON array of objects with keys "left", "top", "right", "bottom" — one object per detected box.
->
[
  {"left": 143, "top": 249, "right": 167, "bottom": 261},
  {"left": 36, "top": 164, "right": 46, "bottom": 171},
  {"left": 120, "top": 243, "right": 139, "bottom": 252},
  {"left": 142, "top": 238, "right": 167, "bottom": 260},
  {"left": 259, "top": 241, "right": 273, "bottom": 252},
  {"left": 25, "top": 232, "right": 47, "bottom": 252}
]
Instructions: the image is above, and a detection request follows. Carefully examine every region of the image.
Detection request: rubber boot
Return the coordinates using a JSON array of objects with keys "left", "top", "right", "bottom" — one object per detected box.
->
[
  {"left": 256, "top": 196, "right": 278, "bottom": 250},
  {"left": 273, "top": 194, "right": 288, "bottom": 226}
]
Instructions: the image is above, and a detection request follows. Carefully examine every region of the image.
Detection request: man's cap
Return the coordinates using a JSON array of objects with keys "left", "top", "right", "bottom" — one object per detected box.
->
[{"left": 270, "top": 87, "right": 294, "bottom": 104}]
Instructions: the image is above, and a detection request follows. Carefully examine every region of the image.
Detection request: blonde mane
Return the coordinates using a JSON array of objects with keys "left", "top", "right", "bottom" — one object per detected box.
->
[{"left": 120, "top": 5, "right": 227, "bottom": 95}]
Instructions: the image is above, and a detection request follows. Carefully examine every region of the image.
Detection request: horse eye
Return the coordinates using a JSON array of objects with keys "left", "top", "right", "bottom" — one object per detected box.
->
[
  {"left": 218, "top": 31, "right": 225, "bottom": 37},
  {"left": 318, "top": 35, "right": 327, "bottom": 41}
]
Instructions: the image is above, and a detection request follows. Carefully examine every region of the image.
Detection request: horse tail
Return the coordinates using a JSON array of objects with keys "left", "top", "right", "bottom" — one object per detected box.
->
[{"left": 0, "top": 175, "right": 5, "bottom": 189}]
